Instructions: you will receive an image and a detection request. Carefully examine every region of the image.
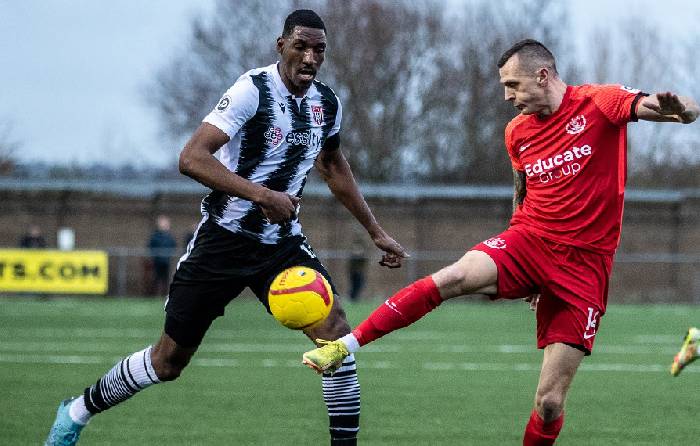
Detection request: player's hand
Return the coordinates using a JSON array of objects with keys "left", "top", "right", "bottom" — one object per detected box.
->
[
  {"left": 258, "top": 189, "right": 300, "bottom": 224},
  {"left": 370, "top": 229, "right": 409, "bottom": 269},
  {"left": 524, "top": 294, "right": 539, "bottom": 311},
  {"left": 643, "top": 92, "right": 696, "bottom": 123}
]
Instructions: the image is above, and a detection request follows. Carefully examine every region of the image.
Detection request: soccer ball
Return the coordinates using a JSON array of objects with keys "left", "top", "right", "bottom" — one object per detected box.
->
[{"left": 268, "top": 266, "right": 334, "bottom": 330}]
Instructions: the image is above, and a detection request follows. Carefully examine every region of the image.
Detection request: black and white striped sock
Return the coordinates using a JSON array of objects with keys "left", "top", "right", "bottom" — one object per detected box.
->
[
  {"left": 83, "top": 346, "right": 160, "bottom": 414},
  {"left": 322, "top": 354, "right": 360, "bottom": 445}
]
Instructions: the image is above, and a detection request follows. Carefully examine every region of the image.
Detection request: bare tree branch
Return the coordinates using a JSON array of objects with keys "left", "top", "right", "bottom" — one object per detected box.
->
[
  {"left": 0, "top": 120, "right": 20, "bottom": 175},
  {"left": 145, "top": 0, "right": 696, "bottom": 186}
]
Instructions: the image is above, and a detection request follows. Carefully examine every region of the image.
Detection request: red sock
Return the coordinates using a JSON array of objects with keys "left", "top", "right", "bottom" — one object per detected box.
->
[
  {"left": 352, "top": 276, "right": 442, "bottom": 346},
  {"left": 523, "top": 410, "right": 564, "bottom": 446}
]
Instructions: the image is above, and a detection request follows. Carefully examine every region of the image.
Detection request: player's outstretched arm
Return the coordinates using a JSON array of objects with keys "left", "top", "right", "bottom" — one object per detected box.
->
[
  {"left": 637, "top": 92, "right": 699, "bottom": 123},
  {"left": 179, "top": 123, "right": 299, "bottom": 224},
  {"left": 314, "top": 147, "right": 408, "bottom": 268}
]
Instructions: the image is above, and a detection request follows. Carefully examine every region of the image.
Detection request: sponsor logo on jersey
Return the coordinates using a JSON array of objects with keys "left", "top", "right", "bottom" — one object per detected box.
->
[
  {"left": 524, "top": 144, "right": 592, "bottom": 184},
  {"left": 216, "top": 95, "right": 231, "bottom": 112},
  {"left": 285, "top": 130, "right": 324, "bottom": 150},
  {"left": 264, "top": 126, "right": 284, "bottom": 146},
  {"left": 311, "top": 105, "right": 324, "bottom": 125},
  {"left": 483, "top": 237, "right": 507, "bottom": 249},
  {"left": 286, "top": 130, "right": 310, "bottom": 146},
  {"left": 519, "top": 143, "right": 532, "bottom": 153},
  {"left": 566, "top": 115, "right": 586, "bottom": 134},
  {"left": 620, "top": 85, "right": 640, "bottom": 94},
  {"left": 278, "top": 102, "right": 286, "bottom": 113},
  {"left": 583, "top": 307, "right": 600, "bottom": 340}
]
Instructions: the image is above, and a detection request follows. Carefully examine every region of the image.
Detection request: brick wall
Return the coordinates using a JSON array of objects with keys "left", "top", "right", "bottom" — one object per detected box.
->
[{"left": 1, "top": 187, "right": 698, "bottom": 302}]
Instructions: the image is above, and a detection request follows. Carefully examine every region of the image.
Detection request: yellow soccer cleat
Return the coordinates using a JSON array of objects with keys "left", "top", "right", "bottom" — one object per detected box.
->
[
  {"left": 302, "top": 339, "right": 350, "bottom": 375},
  {"left": 671, "top": 327, "right": 699, "bottom": 377}
]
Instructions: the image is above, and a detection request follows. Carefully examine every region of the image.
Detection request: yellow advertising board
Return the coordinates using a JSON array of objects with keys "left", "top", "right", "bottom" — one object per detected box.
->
[{"left": 0, "top": 249, "right": 108, "bottom": 294}]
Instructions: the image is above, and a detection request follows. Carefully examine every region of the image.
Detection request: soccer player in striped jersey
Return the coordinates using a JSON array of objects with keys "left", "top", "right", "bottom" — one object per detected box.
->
[
  {"left": 303, "top": 39, "right": 699, "bottom": 445},
  {"left": 45, "top": 9, "right": 406, "bottom": 446}
]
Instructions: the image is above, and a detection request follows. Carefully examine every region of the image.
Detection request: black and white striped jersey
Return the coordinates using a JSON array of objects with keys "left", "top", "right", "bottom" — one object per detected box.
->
[{"left": 201, "top": 63, "right": 342, "bottom": 244}]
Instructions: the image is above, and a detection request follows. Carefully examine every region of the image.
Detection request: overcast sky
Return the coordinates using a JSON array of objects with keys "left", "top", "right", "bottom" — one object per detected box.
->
[{"left": 1, "top": 0, "right": 698, "bottom": 168}]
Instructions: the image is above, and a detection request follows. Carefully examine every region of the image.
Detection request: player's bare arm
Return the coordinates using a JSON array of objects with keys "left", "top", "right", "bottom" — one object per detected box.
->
[
  {"left": 179, "top": 122, "right": 299, "bottom": 224},
  {"left": 512, "top": 168, "right": 527, "bottom": 214},
  {"left": 314, "top": 147, "right": 408, "bottom": 268},
  {"left": 637, "top": 92, "right": 699, "bottom": 123},
  {"left": 511, "top": 167, "right": 538, "bottom": 310}
]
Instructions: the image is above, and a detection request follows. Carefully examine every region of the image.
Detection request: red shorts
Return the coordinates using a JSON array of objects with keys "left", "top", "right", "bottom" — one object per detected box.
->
[{"left": 472, "top": 226, "right": 613, "bottom": 354}]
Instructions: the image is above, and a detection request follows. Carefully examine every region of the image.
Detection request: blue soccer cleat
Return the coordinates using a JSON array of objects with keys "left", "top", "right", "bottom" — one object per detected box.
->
[{"left": 45, "top": 398, "right": 86, "bottom": 446}]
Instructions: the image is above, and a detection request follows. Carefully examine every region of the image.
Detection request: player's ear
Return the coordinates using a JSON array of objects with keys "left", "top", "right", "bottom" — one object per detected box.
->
[
  {"left": 536, "top": 68, "right": 548, "bottom": 87},
  {"left": 276, "top": 36, "right": 285, "bottom": 55}
]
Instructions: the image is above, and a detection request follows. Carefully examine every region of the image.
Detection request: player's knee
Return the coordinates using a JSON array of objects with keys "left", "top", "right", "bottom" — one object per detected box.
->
[
  {"left": 152, "top": 358, "right": 186, "bottom": 381},
  {"left": 306, "top": 303, "right": 351, "bottom": 341},
  {"left": 437, "top": 254, "right": 496, "bottom": 297},
  {"left": 151, "top": 353, "right": 189, "bottom": 382},
  {"left": 535, "top": 392, "right": 564, "bottom": 423}
]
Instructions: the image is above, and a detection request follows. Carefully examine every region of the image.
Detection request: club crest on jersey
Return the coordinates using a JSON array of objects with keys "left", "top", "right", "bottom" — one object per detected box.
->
[
  {"left": 264, "top": 126, "right": 284, "bottom": 146},
  {"left": 566, "top": 115, "right": 586, "bottom": 135},
  {"left": 216, "top": 95, "right": 231, "bottom": 112},
  {"left": 483, "top": 237, "right": 507, "bottom": 249},
  {"left": 311, "top": 105, "right": 324, "bottom": 125}
]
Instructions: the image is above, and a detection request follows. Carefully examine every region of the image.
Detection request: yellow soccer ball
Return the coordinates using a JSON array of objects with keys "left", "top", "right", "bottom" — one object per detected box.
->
[{"left": 268, "top": 266, "right": 334, "bottom": 330}]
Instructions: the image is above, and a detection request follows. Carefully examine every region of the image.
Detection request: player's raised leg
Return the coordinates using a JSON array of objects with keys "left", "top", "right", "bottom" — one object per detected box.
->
[
  {"left": 302, "top": 250, "right": 497, "bottom": 372},
  {"left": 304, "top": 299, "right": 361, "bottom": 446},
  {"left": 671, "top": 327, "right": 699, "bottom": 376},
  {"left": 45, "top": 332, "right": 196, "bottom": 446},
  {"left": 523, "top": 343, "right": 583, "bottom": 446}
]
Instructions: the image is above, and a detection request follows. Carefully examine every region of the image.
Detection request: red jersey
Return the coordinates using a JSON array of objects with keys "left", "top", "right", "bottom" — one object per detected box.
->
[{"left": 506, "top": 84, "right": 646, "bottom": 254}]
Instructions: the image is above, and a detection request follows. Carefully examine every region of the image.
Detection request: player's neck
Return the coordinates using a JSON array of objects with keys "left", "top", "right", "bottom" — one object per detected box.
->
[
  {"left": 277, "top": 64, "right": 310, "bottom": 98},
  {"left": 537, "top": 79, "right": 568, "bottom": 118}
]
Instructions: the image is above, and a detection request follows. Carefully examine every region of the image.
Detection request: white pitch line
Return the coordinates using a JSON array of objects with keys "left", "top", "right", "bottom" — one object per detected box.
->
[
  {"left": 420, "top": 362, "right": 695, "bottom": 373},
  {"left": 633, "top": 334, "right": 687, "bottom": 344},
  {"left": 0, "top": 341, "right": 678, "bottom": 355},
  {"left": 0, "top": 354, "right": 105, "bottom": 364},
  {"left": 3, "top": 327, "right": 688, "bottom": 347},
  {"left": 1, "top": 327, "right": 689, "bottom": 345},
  {"left": 0, "top": 353, "right": 696, "bottom": 374}
]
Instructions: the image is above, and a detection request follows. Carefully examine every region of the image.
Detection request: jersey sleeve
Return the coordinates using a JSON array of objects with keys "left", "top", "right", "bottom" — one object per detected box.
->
[
  {"left": 329, "top": 96, "right": 342, "bottom": 137},
  {"left": 591, "top": 84, "right": 647, "bottom": 126},
  {"left": 322, "top": 95, "right": 342, "bottom": 151},
  {"left": 203, "top": 74, "right": 259, "bottom": 138},
  {"left": 505, "top": 120, "right": 524, "bottom": 171}
]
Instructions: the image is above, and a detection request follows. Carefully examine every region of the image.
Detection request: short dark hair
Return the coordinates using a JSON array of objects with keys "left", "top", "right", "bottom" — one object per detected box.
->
[
  {"left": 497, "top": 39, "right": 557, "bottom": 75},
  {"left": 282, "top": 9, "right": 326, "bottom": 37}
]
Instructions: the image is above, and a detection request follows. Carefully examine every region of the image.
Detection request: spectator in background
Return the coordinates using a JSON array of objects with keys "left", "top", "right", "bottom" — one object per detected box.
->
[
  {"left": 347, "top": 232, "right": 368, "bottom": 301},
  {"left": 19, "top": 224, "right": 47, "bottom": 248},
  {"left": 148, "top": 215, "right": 177, "bottom": 296}
]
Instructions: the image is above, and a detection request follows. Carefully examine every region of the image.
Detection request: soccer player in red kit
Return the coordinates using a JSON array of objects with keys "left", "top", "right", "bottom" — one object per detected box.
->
[{"left": 302, "top": 39, "right": 699, "bottom": 445}]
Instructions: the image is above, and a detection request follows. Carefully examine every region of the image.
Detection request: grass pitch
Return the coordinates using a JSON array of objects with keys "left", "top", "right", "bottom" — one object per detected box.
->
[{"left": 1, "top": 296, "right": 699, "bottom": 445}]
